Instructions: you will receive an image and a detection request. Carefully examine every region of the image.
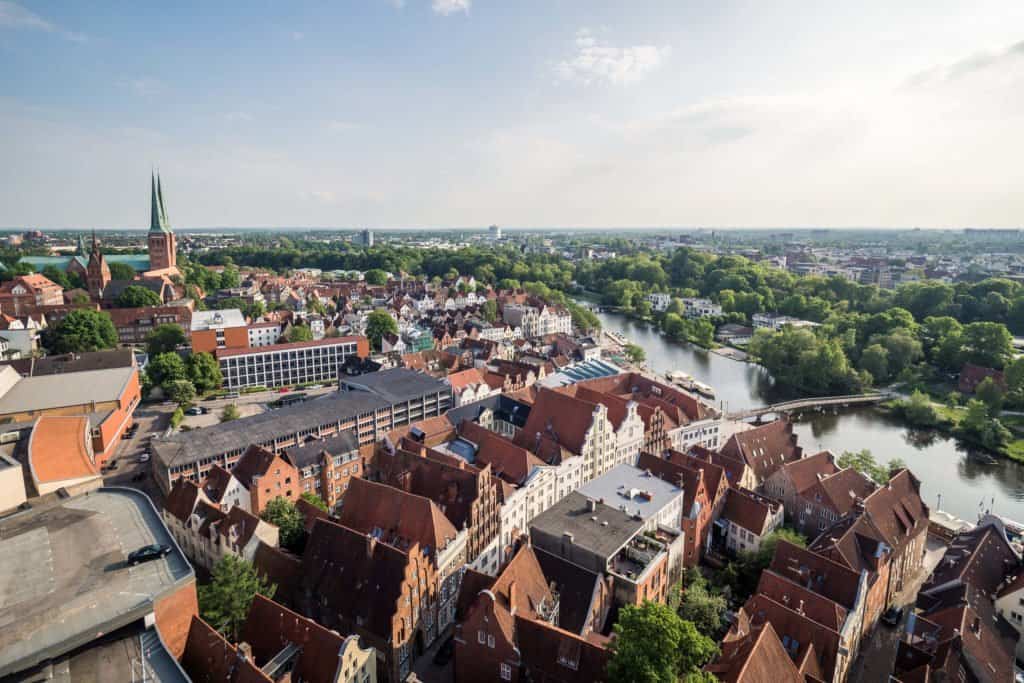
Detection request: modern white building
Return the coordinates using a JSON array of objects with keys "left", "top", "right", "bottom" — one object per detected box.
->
[
  {"left": 647, "top": 292, "right": 672, "bottom": 312},
  {"left": 577, "top": 463, "right": 686, "bottom": 532},
  {"left": 682, "top": 298, "right": 722, "bottom": 319},
  {"left": 246, "top": 321, "right": 283, "bottom": 348},
  {"left": 217, "top": 336, "right": 366, "bottom": 389}
]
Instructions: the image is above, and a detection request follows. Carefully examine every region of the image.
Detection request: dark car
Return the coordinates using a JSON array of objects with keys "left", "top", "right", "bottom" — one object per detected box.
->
[
  {"left": 127, "top": 544, "right": 171, "bottom": 566},
  {"left": 433, "top": 637, "right": 454, "bottom": 666},
  {"left": 882, "top": 606, "right": 903, "bottom": 627},
  {"left": 131, "top": 471, "right": 147, "bottom": 482}
]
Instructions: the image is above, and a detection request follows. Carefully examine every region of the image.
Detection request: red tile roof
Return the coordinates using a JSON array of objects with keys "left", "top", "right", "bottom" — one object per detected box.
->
[
  {"left": 446, "top": 367, "right": 486, "bottom": 391},
  {"left": 515, "top": 387, "right": 600, "bottom": 455},
  {"left": 180, "top": 616, "right": 271, "bottom": 683},
  {"left": 240, "top": 594, "right": 349, "bottom": 683},
  {"left": 457, "top": 419, "right": 546, "bottom": 485},
  {"left": 721, "top": 419, "right": 802, "bottom": 481},
  {"left": 337, "top": 477, "right": 459, "bottom": 558},
  {"left": 777, "top": 450, "right": 839, "bottom": 494},
  {"left": 707, "top": 621, "right": 803, "bottom": 683},
  {"left": 722, "top": 487, "right": 779, "bottom": 535}
]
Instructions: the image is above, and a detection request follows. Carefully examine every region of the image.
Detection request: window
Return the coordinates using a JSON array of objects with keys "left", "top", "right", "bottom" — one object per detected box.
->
[
  {"left": 478, "top": 630, "right": 486, "bottom": 644},
  {"left": 487, "top": 634, "right": 495, "bottom": 648},
  {"left": 500, "top": 663, "right": 512, "bottom": 680}
]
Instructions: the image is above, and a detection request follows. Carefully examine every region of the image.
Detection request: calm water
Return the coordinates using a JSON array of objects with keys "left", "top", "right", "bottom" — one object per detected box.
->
[{"left": 591, "top": 308, "right": 1024, "bottom": 522}]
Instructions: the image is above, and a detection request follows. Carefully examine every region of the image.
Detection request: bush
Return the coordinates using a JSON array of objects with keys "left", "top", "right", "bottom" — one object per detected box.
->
[{"left": 170, "top": 407, "right": 184, "bottom": 428}]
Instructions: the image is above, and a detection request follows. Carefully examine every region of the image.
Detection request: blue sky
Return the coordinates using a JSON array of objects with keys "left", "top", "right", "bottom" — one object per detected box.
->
[{"left": 2, "top": 1, "right": 1023, "bottom": 229}]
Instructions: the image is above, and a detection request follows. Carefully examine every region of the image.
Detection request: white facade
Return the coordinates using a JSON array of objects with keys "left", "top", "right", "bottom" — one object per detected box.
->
[
  {"left": 669, "top": 417, "right": 722, "bottom": 451},
  {"left": 247, "top": 323, "right": 283, "bottom": 348},
  {"left": 647, "top": 293, "right": 672, "bottom": 312},
  {"left": 219, "top": 338, "right": 362, "bottom": 389},
  {"left": 682, "top": 298, "right": 723, "bottom": 319},
  {"left": 752, "top": 313, "right": 819, "bottom": 331},
  {"left": 994, "top": 582, "right": 1024, "bottom": 662}
]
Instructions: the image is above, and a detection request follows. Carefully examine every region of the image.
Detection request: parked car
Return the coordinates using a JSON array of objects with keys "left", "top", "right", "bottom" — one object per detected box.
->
[
  {"left": 225, "top": 392, "right": 240, "bottom": 399},
  {"left": 200, "top": 406, "right": 211, "bottom": 415},
  {"left": 277, "top": 387, "right": 290, "bottom": 393},
  {"left": 131, "top": 471, "right": 147, "bottom": 482},
  {"left": 882, "top": 606, "right": 903, "bottom": 627},
  {"left": 432, "top": 637, "right": 454, "bottom": 666},
  {"left": 138, "top": 453, "right": 151, "bottom": 463},
  {"left": 306, "top": 384, "right": 323, "bottom": 390},
  {"left": 127, "top": 544, "right": 171, "bottom": 565},
  {"left": 185, "top": 407, "right": 203, "bottom": 416}
]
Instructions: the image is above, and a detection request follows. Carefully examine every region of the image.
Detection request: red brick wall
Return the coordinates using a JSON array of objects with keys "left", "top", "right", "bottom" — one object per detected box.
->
[
  {"left": 93, "top": 368, "right": 141, "bottom": 464},
  {"left": 251, "top": 456, "right": 299, "bottom": 514},
  {"left": 154, "top": 580, "right": 199, "bottom": 659},
  {"left": 455, "top": 597, "right": 521, "bottom": 683}
]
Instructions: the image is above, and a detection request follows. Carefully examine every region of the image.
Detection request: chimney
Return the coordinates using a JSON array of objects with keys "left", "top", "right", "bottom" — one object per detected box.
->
[
  {"left": 796, "top": 599, "right": 804, "bottom": 616},
  {"left": 508, "top": 580, "right": 518, "bottom": 615},
  {"left": 971, "top": 616, "right": 981, "bottom": 635},
  {"left": 237, "top": 642, "right": 252, "bottom": 662},
  {"left": 587, "top": 499, "right": 597, "bottom": 513},
  {"left": 366, "top": 533, "right": 377, "bottom": 557}
]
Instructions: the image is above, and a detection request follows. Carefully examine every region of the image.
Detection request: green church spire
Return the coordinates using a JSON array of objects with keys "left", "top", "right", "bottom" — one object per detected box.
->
[{"left": 150, "top": 172, "right": 172, "bottom": 233}]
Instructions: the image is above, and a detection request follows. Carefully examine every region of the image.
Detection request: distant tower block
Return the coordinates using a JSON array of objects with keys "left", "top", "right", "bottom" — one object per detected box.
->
[
  {"left": 147, "top": 172, "right": 178, "bottom": 274},
  {"left": 361, "top": 229, "right": 374, "bottom": 248},
  {"left": 489, "top": 224, "right": 502, "bottom": 240}
]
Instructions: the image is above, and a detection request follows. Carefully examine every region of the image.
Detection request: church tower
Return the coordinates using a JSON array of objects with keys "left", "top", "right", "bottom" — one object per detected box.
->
[
  {"left": 147, "top": 172, "right": 178, "bottom": 274},
  {"left": 86, "top": 231, "right": 111, "bottom": 298}
]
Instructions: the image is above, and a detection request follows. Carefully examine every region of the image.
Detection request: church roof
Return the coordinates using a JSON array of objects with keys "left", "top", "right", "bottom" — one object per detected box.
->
[{"left": 150, "top": 172, "right": 172, "bottom": 233}]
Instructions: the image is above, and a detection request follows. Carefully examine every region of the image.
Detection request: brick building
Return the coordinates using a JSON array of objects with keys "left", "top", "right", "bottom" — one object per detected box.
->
[
  {"left": 282, "top": 430, "right": 363, "bottom": 511},
  {"left": 190, "top": 308, "right": 249, "bottom": 353},
  {"left": 0, "top": 273, "right": 63, "bottom": 316}
]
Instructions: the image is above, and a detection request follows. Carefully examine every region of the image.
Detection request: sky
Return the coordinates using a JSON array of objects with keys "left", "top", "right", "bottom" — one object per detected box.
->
[{"left": 1, "top": 1, "right": 1023, "bottom": 230}]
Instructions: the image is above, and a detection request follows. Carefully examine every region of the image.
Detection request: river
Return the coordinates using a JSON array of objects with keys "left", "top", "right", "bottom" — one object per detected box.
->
[{"left": 590, "top": 308, "right": 1024, "bottom": 523}]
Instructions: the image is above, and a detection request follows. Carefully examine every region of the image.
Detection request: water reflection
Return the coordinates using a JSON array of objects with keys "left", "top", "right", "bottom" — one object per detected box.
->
[{"left": 589, "top": 306, "right": 1024, "bottom": 522}]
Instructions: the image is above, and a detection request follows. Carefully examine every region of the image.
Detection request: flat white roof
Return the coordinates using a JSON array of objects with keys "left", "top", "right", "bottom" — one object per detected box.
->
[
  {"left": 577, "top": 463, "right": 684, "bottom": 520},
  {"left": 190, "top": 309, "right": 246, "bottom": 331}
]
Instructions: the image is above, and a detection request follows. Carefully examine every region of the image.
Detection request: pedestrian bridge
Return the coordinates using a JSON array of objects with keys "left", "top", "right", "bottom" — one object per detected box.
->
[{"left": 726, "top": 391, "right": 895, "bottom": 421}]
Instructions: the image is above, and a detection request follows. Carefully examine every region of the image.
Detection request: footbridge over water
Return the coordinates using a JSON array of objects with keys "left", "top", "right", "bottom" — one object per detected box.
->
[{"left": 726, "top": 391, "right": 895, "bottom": 421}]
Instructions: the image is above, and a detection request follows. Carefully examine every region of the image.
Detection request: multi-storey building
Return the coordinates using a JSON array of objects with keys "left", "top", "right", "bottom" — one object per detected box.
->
[
  {"left": 151, "top": 368, "right": 452, "bottom": 493},
  {"left": 107, "top": 305, "right": 192, "bottom": 346},
  {"left": 338, "top": 477, "right": 468, "bottom": 637},
  {"left": 530, "top": 492, "right": 681, "bottom": 608},
  {"left": 681, "top": 297, "right": 723, "bottom": 319},
  {"left": 190, "top": 308, "right": 248, "bottom": 353},
  {"left": 0, "top": 273, "right": 64, "bottom": 316},
  {"left": 282, "top": 430, "right": 363, "bottom": 511},
  {"left": 295, "top": 519, "right": 432, "bottom": 682},
  {"left": 246, "top": 321, "right": 283, "bottom": 347},
  {"left": 216, "top": 335, "right": 369, "bottom": 389}
]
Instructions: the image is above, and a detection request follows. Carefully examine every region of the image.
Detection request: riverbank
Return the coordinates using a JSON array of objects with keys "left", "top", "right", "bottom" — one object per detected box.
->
[
  {"left": 880, "top": 398, "right": 1024, "bottom": 464},
  {"left": 586, "top": 305, "right": 1024, "bottom": 520}
]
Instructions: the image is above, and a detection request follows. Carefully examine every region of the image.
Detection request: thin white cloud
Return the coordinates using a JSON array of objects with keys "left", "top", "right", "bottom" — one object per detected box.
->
[
  {"left": 905, "top": 38, "right": 1024, "bottom": 88},
  {"left": 290, "top": 30, "right": 304, "bottom": 41},
  {"left": 432, "top": 0, "right": 470, "bottom": 16},
  {"left": 556, "top": 28, "right": 670, "bottom": 86},
  {"left": 0, "top": 1, "right": 85, "bottom": 41}
]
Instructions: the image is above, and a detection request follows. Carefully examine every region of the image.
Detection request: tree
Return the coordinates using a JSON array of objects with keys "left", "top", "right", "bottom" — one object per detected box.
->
[
  {"left": 147, "top": 352, "right": 187, "bottom": 387},
  {"left": 45, "top": 309, "right": 118, "bottom": 353},
  {"left": 481, "top": 299, "right": 498, "bottom": 323},
  {"left": 858, "top": 344, "right": 889, "bottom": 383},
  {"left": 108, "top": 262, "right": 136, "bottom": 281},
  {"left": 365, "top": 310, "right": 398, "bottom": 350},
  {"left": 624, "top": 343, "right": 646, "bottom": 365},
  {"left": 364, "top": 268, "right": 388, "bottom": 286},
  {"left": 41, "top": 265, "right": 73, "bottom": 290},
  {"left": 220, "top": 264, "right": 241, "bottom": 289},
  {"left": 956, "top": 399, "right": 1012, "bottom": 451},
  {"left": 287, "top": 325, "right": 313, "bottom": 342},
  {"left": 607, "top": 601, "right": 718, "bottom": 683},
  {"left": 146, "top": 323, "right": 186, "bottom": 356},
  {"left": 187, "top": 352, "right": 223, "bottom": 393},
  {"left": 678, "top": 573, "right": 728, "bottom": 640},
  {"left": 219, "top": 404, "right": 241, "bottom": 422},
  {"left": 165, "top": 379, "right": 196, "bottom": 405},
  {"left": 838, "top": 449, "right": 904, "bottom": 483},
  {"left": 961, "top": 322, "right": 1013, "bottom": 369},
  {"left": 897, "top": 390, "right": 940, "bottom": 427},
  {"left": 260, "top": 496, "right": 307, "bottom": 553},
  {"left": 198, "top": 555, "right": 275, "bottom": 641},
  {"left": 170, "top": 406, "right": 184, "bottom": 428},
  {"left": 975, "top": 377, "right": 1005, "bottom": 416},
  {"left": 116, "top": 285, "right": 163, "bottom": 308},
  {"left": 300, "top": 491, "right": 328, "bottom": 512}
]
